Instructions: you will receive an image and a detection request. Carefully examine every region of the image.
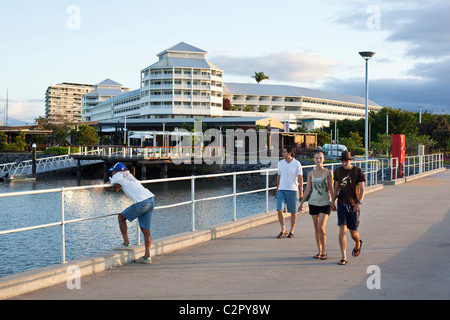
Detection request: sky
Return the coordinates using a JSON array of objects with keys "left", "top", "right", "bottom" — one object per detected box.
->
[{"left": 0, "top": 0, "right": 449, "bottom": 124}]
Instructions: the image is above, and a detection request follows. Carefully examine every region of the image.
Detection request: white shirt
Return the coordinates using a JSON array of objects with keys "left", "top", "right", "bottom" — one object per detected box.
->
[
  {"left": 110, "top": 171, "right": 154, "bottom": 203},
  {"left": 277, "top": 158, "right": 303, "bottom": 191}
]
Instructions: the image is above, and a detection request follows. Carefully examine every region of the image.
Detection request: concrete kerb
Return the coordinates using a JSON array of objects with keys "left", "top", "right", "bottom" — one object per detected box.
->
[
  {"left": 382, "top": 167, "right": 446, "bottom": 185},
  {"left": 0, "top": 183, "right": 385, "bottom": 300},
  {"left": 404, "top": 167, "right": 446, "bottom": 183}
]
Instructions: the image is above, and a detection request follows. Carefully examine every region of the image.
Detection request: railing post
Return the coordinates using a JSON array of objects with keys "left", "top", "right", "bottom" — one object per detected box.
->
[
  {"left": 233, "top": 172, "right": 237, "bottom": 221},
  {"left": 265, "top": 170, "right": 269, "bottom": 213},
  {"left": 61, "top": 187, "right": 66, "bottom": 264},
  {"left": 191, "top": 176, "right": 196, "bottom": 232}
]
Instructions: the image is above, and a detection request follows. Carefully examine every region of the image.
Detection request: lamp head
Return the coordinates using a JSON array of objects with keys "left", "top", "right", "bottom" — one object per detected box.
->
[{"left": 359, "top": 51, "right": 376, "bottom": 60}]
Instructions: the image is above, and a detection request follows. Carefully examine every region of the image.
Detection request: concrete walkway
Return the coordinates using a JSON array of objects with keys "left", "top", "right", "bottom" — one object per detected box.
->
[{"left": 11, "top": 169, "right": 450, "bottom": 300}]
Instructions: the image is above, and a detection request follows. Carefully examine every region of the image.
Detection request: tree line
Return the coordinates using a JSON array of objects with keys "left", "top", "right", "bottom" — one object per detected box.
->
[
  {"left": 310, "top": 107, "right": 449, "bottom": 156},
  {"left": 0, "top": 117, "right": 100, "bottom": 153}
]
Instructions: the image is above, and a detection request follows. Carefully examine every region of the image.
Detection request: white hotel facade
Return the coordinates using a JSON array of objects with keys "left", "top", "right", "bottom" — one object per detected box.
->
[{"left": 83, "top": 42, "right": 382, "bottom": 130}]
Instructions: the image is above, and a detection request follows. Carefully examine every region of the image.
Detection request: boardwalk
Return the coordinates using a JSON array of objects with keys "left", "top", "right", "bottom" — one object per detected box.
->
[{"left": 10, "top": 169, "right": 450, "bottom": 300}]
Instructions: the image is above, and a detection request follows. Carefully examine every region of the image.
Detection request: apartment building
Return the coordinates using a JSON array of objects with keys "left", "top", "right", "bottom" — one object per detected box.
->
[
  {"left": 45, "top": 82, "right": 94, "bottom": 124},
  {"left": 83, "top": 42, "right": 383, "bottom": 130}
]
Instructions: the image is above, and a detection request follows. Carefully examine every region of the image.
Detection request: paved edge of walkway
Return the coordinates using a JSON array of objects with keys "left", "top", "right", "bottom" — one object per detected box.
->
[{"left": 1, "top": 168, "right": 444, "bottom": 300}]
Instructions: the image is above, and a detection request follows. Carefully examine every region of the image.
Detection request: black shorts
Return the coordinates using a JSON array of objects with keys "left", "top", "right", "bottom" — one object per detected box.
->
[
  {"left": 337, "top": 202, "right": 360, "bottom": 230},
  {"left": 308, "top": 204, "right": 331, "bottom": 215}
]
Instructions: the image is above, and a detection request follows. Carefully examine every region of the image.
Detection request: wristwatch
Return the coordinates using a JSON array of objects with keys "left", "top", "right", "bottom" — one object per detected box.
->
[{"left": 357, "top": 201, "right": 363, "bottom": 204}]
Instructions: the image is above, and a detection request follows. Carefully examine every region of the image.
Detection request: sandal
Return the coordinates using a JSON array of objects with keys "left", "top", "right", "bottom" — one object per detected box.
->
[
  {"left": 287, "top": 232, "right": 294, "bottom": 238},
  {"left": 277, "top": 230, "right": 288, "bottom": 239},
  {"left": 352, "top": 240, "right": 362, "bottom": 257},
  {"left": 320, "top": 253, "right": 327, "bottom": 260},
  {"left": 338, "top": 259, "right": 348, "bottom": 265},
  {"left": 313, "top": 253, "right": 321, "bottom": 259}
]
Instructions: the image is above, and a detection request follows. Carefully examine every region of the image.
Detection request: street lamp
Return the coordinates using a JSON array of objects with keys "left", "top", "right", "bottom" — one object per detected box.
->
[
  {"left": 359, "top": 51, "right": 376, "bottom": 162},
  {"left": 416, "top": 106, "right": 424, "bottom": 124}
]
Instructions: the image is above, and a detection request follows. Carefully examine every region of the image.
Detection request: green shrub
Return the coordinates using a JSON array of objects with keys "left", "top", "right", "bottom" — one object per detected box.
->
[{"left": 43, "top": 146, "right": 80, "bottom": 155}]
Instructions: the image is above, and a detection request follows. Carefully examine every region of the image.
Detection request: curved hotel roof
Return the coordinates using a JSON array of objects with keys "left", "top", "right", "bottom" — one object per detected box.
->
[{"left": 223, "top": 83, "right": 381, "bottom": 107}]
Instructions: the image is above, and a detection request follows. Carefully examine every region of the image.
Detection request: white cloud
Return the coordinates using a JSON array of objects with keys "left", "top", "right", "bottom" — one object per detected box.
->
[
  {"left": 332, "top": 0, "right": 450, "bottom": 59},
  {"left": 210, "top": 51, "right": 339, "bottom": 83},
  {"left": 0, "top": 98, "right": 44, "bottom": 124}
]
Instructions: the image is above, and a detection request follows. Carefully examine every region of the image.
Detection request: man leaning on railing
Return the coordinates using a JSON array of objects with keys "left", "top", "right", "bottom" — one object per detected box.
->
[{"left": 109, "top": 162, "right": 156, "bottom": 264}]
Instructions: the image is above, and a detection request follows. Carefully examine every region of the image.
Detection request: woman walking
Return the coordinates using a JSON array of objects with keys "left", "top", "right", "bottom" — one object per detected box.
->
[{"left": 298, "top": 152, "right": 334, "bottom": 260}]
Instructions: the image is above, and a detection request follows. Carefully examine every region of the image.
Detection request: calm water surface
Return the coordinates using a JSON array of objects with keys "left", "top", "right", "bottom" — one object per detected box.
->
[{"left": 0, "top": 174, "right": 277, "bottom": 278}]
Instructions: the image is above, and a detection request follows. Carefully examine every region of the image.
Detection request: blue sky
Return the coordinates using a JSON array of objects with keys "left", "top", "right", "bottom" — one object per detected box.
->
[{"left": 0, "top": 0, "right": 449, "bottom": 123}]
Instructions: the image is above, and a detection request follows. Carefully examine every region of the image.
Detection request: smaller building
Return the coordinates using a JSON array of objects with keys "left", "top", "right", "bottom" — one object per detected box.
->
[
  {"left": 82, "top": 79, "right": 130, "bottom": 121},
  {"left": 95, "top": 116, "right": 316, "bottom": 155}
]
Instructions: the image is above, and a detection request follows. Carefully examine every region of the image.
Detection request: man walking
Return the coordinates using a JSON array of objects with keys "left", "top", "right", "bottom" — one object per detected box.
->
[
  {"left": 109, "top": 162, "right": 155, "bottom": 264},
  {"left": 331, "top": 152, "right": 365, "bottom": 265},
  {"left": 276, "top": 146, "right": 303, "bottom": 238}
]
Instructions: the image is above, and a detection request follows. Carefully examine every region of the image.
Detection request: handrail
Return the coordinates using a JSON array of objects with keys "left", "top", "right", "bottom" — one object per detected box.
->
[
  {"left": 0, "top": 150, "right": 103, "bottom": 176},
  {"left": 0, "top": 156, "right": 441, "bottom": 270}
]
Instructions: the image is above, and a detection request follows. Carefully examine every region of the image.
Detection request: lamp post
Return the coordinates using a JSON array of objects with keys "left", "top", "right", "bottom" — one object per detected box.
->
[
  {"left": 359, "top": 51, "right": 376, "bottom": 163},
  {"left": 32, "top": 143, "right": 37, "bottom": 178},
  {"left": 417, "top": 106, "right": 424, "bottom": 124}
]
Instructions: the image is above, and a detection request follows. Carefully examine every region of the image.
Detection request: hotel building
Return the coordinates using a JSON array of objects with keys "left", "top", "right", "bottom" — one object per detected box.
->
[
  {"left": 45, "top": 82, "right": 94, "bottom": 124},
  {"left": 82, "top": 42, "right": 382, "bottom": 130}
]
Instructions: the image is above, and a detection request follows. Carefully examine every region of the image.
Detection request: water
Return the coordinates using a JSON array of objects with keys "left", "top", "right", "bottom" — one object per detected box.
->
[{"left": 0, "top": 174, "right": 278, "bottom": 278}]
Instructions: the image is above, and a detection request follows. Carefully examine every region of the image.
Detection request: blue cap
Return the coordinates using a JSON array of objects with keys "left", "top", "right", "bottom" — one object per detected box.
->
[{"left": 109, "top": 162, "right": 126, "bottom": 172}]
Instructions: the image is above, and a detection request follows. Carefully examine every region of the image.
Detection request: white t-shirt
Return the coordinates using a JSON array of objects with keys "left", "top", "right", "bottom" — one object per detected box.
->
[
  {"left": 110, "top": 171, "right": 154, "bottom": 203},
  {"left": 277, "top": 158, "right": 303, "bottom": 191}
]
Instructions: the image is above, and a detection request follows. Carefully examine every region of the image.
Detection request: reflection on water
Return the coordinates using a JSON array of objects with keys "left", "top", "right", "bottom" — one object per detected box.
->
[{"left": 0, "top": 176, "right": 277, "bottom": 278}]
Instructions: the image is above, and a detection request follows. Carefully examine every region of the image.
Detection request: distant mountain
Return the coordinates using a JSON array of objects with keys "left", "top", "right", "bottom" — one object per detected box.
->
[{"left": 1, "top": 117, "right": 33, "bottom": 126}]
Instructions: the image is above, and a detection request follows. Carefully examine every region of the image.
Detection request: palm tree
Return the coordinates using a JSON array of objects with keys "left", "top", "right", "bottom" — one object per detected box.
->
[{"left": 252, "top": 72, "right": 269, "bottom": 84}]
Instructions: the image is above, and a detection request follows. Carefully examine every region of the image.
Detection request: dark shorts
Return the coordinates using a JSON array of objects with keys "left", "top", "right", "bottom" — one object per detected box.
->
[
  {"left": 337, "top": 202, "right": 360, "bottom": 230},
  {"left": 308, "top": 204, "right": 331, "bottom": 215}
]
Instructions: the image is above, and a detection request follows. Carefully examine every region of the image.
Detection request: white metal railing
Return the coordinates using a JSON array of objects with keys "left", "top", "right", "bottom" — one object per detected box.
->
[
  {"left": 0, "top": 148, "right": 108, "bottom": 177},
  {"left": 1, "top": 156, "right": 443, "bottom": 271},
  {"left": 0, "top": 153, "right": 103, "bottom": 177},
  {"left": 77, "top": 145, "right": 225, "bottom": 161},
  {"left": 377, "top": 153, "right": 444, "bottom": 180},
  {"left": 0, "top": 160, "right": 378, "bottom": 266},
  {"left": 403, "top": 154, "right": 444, "bottom": 176}
]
